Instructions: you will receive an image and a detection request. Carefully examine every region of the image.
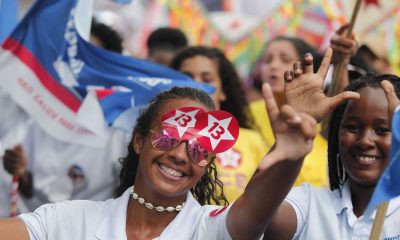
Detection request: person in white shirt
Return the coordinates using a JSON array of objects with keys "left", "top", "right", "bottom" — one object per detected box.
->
[
  {"left": 3, "top": 122, "right": 129, "bottom": 213},
  {"left": 262, "top": 48, "right": 400, "bottom": 239},
  {"left": 0, "top": 85, "right": 317, "bottom": 240}
]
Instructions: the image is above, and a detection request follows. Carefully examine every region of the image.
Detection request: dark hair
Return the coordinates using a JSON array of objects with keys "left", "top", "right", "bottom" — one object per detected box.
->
[
  {"left": 328, "top": 73, "right": 400, "bottom": 190},
  {"left": 171, "top": 46, "right": 256, "bottom": 129},
  {"left": 250, "top": 36, "right": 322, "bottom": 91},
  {"left": 90, "top": 20, "right": 123, "bottom": 53},
  {"left": 147, "top": 27, "right": 188, "bottom": 55},
  {"left": 115, "top": 87, "right": 228, "bottom": 206}
]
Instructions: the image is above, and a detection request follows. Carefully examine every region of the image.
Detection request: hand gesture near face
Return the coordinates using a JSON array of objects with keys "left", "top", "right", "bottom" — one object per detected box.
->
[
  {"left": 3, "top": 144, "right": 27, "bottom": 177},
  {"left": 284, "top": 48, "right": 360, "bottom": 122},
  {"left": 381, "top": 80, "right": 400, "bottom": 124},
  {"left": 258, "top": 83, "right": 317, "bottom": 170}
]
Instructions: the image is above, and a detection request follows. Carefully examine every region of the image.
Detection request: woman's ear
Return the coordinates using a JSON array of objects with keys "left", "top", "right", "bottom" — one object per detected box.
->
[{"left": 133, "top": 130, "right": 143, "bottom": 154}]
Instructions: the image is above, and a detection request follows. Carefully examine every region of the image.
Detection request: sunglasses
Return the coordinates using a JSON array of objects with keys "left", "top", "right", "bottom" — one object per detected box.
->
[{"left": 148, "top": 127, "right": 214, "bottom": 167}]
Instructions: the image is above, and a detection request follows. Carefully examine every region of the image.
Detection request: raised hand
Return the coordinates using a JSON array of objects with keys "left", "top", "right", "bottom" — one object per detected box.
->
[
  {"left": 3, "top": 144, "right": 27, "bottom": 177},
  {"left": 258, "top": 83, "right": 316, "bottom": 170},
  {"left": 284, "top": 48, "right": 360, "bottom": 122},
  {"left": 381, "top": 80, "right": 400, "bottom": 123}
]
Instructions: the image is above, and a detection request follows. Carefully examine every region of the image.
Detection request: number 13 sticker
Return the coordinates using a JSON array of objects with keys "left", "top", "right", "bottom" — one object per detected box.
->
[{"left": 197, "top": 110, "right": 239, "bottom": 153}]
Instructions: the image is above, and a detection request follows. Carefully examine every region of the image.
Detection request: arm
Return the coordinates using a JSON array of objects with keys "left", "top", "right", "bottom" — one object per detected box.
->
[
  {"left": 0, "top": 219, "right": 30, "bottom": 240},
  {"left": 3, "top": 145, "right": 34, "bottom": 198},
  {"left": 227, "top": 83, "right": 317, "bottom": 240},
  {"left": 284, "top": 48, "right": 360, "bottom": 123}
]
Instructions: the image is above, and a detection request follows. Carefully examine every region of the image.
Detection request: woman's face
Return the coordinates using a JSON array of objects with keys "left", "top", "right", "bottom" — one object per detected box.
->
[
  {"left": 134, "top": 98, "right": 210, "bottom": 200},
  {"left": 178, "top": 56, "right": 226, "bottom": 110},
  {"left": 260, "top": 40, "right": 299, "bottom": 97},
  {"left": 338, "top": 87, "right": 392, "bottom": 187}
]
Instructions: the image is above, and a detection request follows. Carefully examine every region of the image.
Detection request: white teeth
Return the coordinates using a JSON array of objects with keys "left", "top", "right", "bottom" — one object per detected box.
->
[
  {"left": 159, "top": 164, "right": 184, "bottom": 177},
  {"left": 357, "top": 156, "right": 379, "bottom": 164}
]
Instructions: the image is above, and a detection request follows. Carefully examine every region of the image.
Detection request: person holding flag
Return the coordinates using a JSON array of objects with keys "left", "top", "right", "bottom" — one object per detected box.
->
[{"left": 260, "top": 48, "right": 400, "bottom": 239}]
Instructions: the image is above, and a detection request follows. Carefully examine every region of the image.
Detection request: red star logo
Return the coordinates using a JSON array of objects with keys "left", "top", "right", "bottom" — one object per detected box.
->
[
  {"left": 364, "top": 0, "right": 379, "bottom": 7},
  {"left": 216, "top": 148, "right": 242, "bottom": 169}
]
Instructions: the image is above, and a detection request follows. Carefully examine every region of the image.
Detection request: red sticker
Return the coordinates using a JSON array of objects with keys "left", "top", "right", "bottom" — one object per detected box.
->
[
  {"left": 160, "top": 107, "right": 239, "bottom": 154},
  {"left": 209, "top": 206, "right": 228, "bottom": 217},
  {"left": 196, "top": 110, "right": 239, "bottom": 153},
  {"left": 161, "top": 107, "right": 205, "bottom": 140}
]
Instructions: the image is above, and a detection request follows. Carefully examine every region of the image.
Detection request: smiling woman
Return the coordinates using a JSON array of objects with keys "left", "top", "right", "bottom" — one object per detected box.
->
[
  {"left": 262, "top": 49, "right": 400, "bottom": 239},
  {"left": 0, "top": 85, "right": 318, "bottom": 240}
]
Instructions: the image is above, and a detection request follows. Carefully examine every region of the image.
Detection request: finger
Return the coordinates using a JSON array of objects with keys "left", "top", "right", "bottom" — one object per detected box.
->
[
  {"left": 298, "top": 113, "right": 317, "bottom": 139},
  {"left": 330, "top": 37, "right": 355, "bottom": 49},
  {"left": 328, "top": 91, "right": 360, "bottom": 111},
  {"left": 303, "top": 53, "right": 314, "bottom": 73},
  {"left": 336, "top": 23, "right": 350, "bottom": 35},
  {"left": 381, "top": 80, "right": 400, "bottom": 121},
  {"left": 284, "top": 70, "right": 294, "bottom": 82},
  {"left": 4, "top": 149, "right": 18, "bottom": 159},
  {"left": 280, "top": 105, "right": 301, "bottom": 124},
  {"left": 317, "top": 48, "right": 333, "bottom": 78},
  {"left": 293, "top": 62, "right": 303, "bottom": 77},
  {"left": 262, "top": 83, "right": 280, "bottom": 121},
  {"left": 14, "top": 144, "right": 23, "bottom": 153},
  {"left": 330, "top": 45, "right": 354, "bottom": 57}
]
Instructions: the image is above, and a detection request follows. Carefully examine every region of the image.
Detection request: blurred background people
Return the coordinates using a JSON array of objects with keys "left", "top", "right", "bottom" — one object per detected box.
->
[
  {"left": 247, "top": 36, "right": 328, "bottom": 187},
  {"left": 147, "top": 27, "right": 188, "bottom": 66},
  {"left": 89, "top": 18, "right": 123, "bottom": 53}
]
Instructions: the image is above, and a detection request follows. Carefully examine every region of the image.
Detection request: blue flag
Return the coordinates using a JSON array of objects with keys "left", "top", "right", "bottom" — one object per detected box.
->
[
  {"left": 0, "top": 0, "right": 214, "bottom": 147},
  {"left": 0, "top": 0, "right": 18, "bottom": 44},
  {"left": 366, "top": 106, "right": 400, "bottom": 214}
]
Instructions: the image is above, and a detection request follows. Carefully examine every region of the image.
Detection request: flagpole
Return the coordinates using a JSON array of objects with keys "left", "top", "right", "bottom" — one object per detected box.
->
[
  {"left": 369, "top": 201, "right": 389, "bottom": 240},
  {"left": 10, "top": 176, "right": 19, "bottom": 217},
  {"left": 322, "top": 0, "right": 363, "bottom": 137}
]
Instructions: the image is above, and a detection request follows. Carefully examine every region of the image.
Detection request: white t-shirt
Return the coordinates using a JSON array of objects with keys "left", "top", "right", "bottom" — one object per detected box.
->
[
  {"left": 286, "top": 183, "right": 400, "bottom": 240},
  {"left": 19, "top": 187, "right": 233, "bottom": 240}
]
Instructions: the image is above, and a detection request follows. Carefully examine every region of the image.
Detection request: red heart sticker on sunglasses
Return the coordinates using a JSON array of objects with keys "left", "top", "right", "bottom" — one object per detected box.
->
[
  {"left": 196, "top": 110, "right": 239, "bottom": 153},
  {"left": 161, "top": 107, "right": 206, "bottom": 140}
]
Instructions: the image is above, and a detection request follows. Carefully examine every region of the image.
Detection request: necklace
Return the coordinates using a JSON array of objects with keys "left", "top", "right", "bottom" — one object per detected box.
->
[{"left": 130, "top": 187, "right": 185, "bottom": 212}]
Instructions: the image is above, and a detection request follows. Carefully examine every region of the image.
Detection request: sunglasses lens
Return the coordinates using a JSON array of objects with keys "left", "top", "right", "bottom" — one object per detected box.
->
[
  {"left": 152, "top": 128, "right": 180, "bottom": 151},
  {"left": 187, "top": 139, "right": 212, "bottom": 166}
]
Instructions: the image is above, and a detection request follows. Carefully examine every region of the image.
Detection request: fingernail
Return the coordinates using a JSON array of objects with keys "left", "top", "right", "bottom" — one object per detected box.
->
[{"left": 293, "top": 115, "right": 302, "bottom": 122}]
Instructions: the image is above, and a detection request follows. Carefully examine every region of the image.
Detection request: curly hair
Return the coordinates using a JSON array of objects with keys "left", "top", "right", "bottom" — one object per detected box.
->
[
  {"left": 328, "top": 73, "right": 400, "bottom": 191},
  {"left": 115, "top": 87, "right": 229, "bottom": 206},
  {"left": 171, "top": 46, "right": 256, "bottom": 130}
]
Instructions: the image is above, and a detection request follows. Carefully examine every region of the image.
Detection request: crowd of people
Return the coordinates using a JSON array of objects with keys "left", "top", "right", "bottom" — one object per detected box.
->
[{"left": 1, "top": 2, "right": 399, "bottom": 239}]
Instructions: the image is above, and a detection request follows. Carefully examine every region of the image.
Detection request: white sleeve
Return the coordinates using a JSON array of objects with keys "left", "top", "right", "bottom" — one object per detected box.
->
[
  {"left": 18, "top": 203, "right": 55, "bottom": 240},
  {"left": 194, "top": 205, "right": 233, "bottom": 240},
  {"left": 284, "top": 183, "right": 312, "bottom": 239}
]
